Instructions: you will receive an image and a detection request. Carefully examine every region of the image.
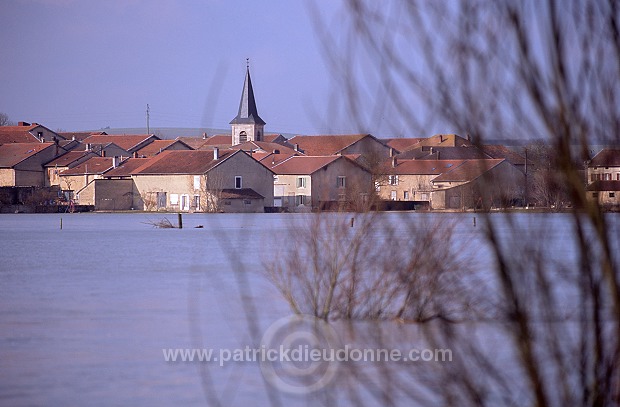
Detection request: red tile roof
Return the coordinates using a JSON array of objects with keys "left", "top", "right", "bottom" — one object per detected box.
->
[
  {"left": 234, "top": 140, "right": 299, "bottom": 156},
  {"left": 255, "top": 152, "right": 298, "bottom": 169},
  {"left": 432, "top": 159, "right": 505, "bottom": 182},
  {"left": 81, "top": 134, "right": 158, "bottom": 152},
  {"left": 263, "top": 134, "right": 286, "bottom": 143},
  {"left": 135, "top": 139, "right": 191, "bottom": 157},
  {"left": 383, "top": 138, "right": 425, "bottom": 152},
  {"left": 407, "top": 134, "right": 471, "bottom": 149},
  {"left": 396, "top": 145, "right": 488, "bottom": 160},
  {"left": 45, "top": 151, "right": 95, "bottom": 168},
  {"left": 287, "top": 134, "right": 370, "bottom": 156},
  {"left": 59, "top": 157, "right": 114, "bottom": 175},
  {"left": 590, "top": 149, "right": 620, "bottom": 167},
  {"left": 220, "top": 188, "right": 264, "bottom": 199},
  {"left": 481, "top": 145, "right": 525, "bottom": 166},
  {"left": 201, "top": 134, "right": 232, "bottom": 147},
  {"left": 0, "top": 142, "right": 55, "bottom": 167},
  {"left": 176, "top": 137, "right": 208, "bottom": 149},
  {"left": 131, "top": 149, "right": 236, "bottom": 175},
  {"left": 387, "top": 159, "right": 467, "bottom": 175},
  {"left": 103, "top": 158, "right": 151, "bottom": 177},
  {"left": 271, "top": 155, "right": 341, "bottom": 175},
  {"left": 58, "top": 131, "right": 107, "bottom": 142},
  {"left": 0, "top": 125, "right": 41, "bottom": 144}
]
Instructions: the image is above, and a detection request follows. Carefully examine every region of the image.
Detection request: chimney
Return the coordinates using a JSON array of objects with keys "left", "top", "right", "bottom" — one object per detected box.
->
[
  {"left": 133, "top": 151, "right": 138, "bottom": 158},
  {"left": 430, "top": 147, "right": 434, "bottom": 155},
  {"left": 113, "top": 156, "right": 119, "bottom": 168},
  {"left": 389, "top": 147, "right": 395, "bottom": 157},
  {"left": 18, "top": 121, "right": 30, "bottom": 127},
  {"left": 86, "top": 143, "right": 91, "bottom": 151},
  {"left": 72, "top": 135, "right": 76, "bottom": 141},
  {"left": 294, "top": 143, "right": 299, "bottom": 152},
  {"left": 202, "top": 132, "right": 207, "bottom": 139},
  {"left": 213, "top": 147, "right": 219, "bottom": 160},
  {"left": 392, "top": 156, "right": 397, "bottom": 168}
]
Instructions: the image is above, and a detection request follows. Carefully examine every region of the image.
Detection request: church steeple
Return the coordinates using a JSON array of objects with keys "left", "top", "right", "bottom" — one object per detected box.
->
[{"left": 231, "top": 60, "right": 265, "bottom": 145}]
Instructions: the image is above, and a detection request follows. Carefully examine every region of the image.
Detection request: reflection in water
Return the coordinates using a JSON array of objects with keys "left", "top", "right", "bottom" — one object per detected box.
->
[{"left": 0, "top": 213, "right": 615, "bottom": 405}]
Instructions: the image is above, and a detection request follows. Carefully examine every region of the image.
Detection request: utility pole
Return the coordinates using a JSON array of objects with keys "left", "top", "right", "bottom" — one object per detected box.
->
[
  {"left": 146, "top": 104, "right": 150, "bottom": 134},
  {"left": 524, "top": 147, "right": 528, "bottom": 207}
]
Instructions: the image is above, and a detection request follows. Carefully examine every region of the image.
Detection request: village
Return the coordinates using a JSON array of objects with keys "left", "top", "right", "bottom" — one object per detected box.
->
[{"left": 1, "top": 67, "right": 619, "bottom": 214}]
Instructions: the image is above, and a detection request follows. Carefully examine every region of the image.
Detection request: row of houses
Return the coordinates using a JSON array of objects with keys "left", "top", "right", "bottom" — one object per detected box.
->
[{"left": 1, "top": 67, "right": 619, "bottom": 212}]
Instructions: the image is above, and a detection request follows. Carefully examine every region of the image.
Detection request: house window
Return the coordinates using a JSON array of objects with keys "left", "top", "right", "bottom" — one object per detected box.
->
[
  {"left": 194, "top": 175, "right": 201, "bottom": 190},
  {"left": 404, "top": 191, "right": 409, "bottom": 200},
  {"left": 170, "top": 193, "right": 179, "bottom": 205},
  {"left": 610, "top": 192, "right": 615, "bottom": 198},
  {"left": 224, "top": 200, "right": 232, "bottom": 205},
  {"left": 244, "top": 199, "right": 252, "bottom": 205},
  {"left": 181, "top": 194, "right": 190, "bottom": 211},
  {"left": 295, "top": 195, "right": 306, "bottom": 206},
  {"left": 337, "top": 176, "right": 346, "bottom": 188},
  {"left": 590, "top": 174, "right": 596, "bottom": 182},
  {"left": 235, "top": 176, "right": 242, "bottom": 189},
  {"left": 156, "top": 192, "right": 167, "bottom": 209},
  {"left": 592, "top": 192, "right": 599, "bottom": 198},
  {"left": 389, "top": 175, "right": 398, "bottom": 185},
  {"left": 296, "top": 177, "right": 307, "bottom": 188},
  {"left": 421, "top": 193, "right": 429, "bottom": 201},
  {"left": 239, "top": 131, "right": 247, "bottom": 143},
  {"left": 390, "top": 190, "right": 397, "bottom": 201},
  {"left": 193, "top": 195, "right": 200, "bottom": 210},
  {"left": 617, "top": 174, "right": 620, "bottom": 180}
]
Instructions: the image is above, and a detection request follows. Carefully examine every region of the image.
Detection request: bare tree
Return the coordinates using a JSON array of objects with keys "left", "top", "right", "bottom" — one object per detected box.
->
[
  {"left": 289, "top": 1, "right": 620, "bottom": 405},
  {"left": 0, "top": 112, "right": 13, "bottom": 126},
  {"left": 142, "top": 190, "right": 159, "bottom": 211},
  {"left": 190, "top": 2, "right": 619, "bottom": 406},
  {"left": 264, "top": 213, "right": 481, "bottom": 322},
  {"left": 201, "top": 171, "right": 226, "bottom": 213},
  {"left": 59, "top": 176, "right": 74, "bottom": 196}
]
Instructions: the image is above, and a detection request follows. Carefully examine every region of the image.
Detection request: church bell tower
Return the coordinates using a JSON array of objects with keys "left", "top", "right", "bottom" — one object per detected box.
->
[{"left": 230, "top": 59, "right": 265, "bottom": 145}]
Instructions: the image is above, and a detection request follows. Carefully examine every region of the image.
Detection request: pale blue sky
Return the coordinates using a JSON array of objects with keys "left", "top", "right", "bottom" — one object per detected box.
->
[{"left": 0, "top": 0, "right": 358, "bottom": 135}]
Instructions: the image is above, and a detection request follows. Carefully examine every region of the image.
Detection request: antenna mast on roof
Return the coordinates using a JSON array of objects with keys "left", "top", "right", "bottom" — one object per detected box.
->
[{"left": 146, "top": 104, "right": 150, "bottom": 134}]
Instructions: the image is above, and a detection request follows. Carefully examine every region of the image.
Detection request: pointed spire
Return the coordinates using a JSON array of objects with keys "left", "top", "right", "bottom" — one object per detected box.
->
[{"left": 230, "top": 62, "right": 266, "bottom": 125}]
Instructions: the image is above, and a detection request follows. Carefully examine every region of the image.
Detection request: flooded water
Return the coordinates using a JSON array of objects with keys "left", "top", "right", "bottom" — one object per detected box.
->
[{"left": 0, "top": 212, "right": 617, "bottom": 406}]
